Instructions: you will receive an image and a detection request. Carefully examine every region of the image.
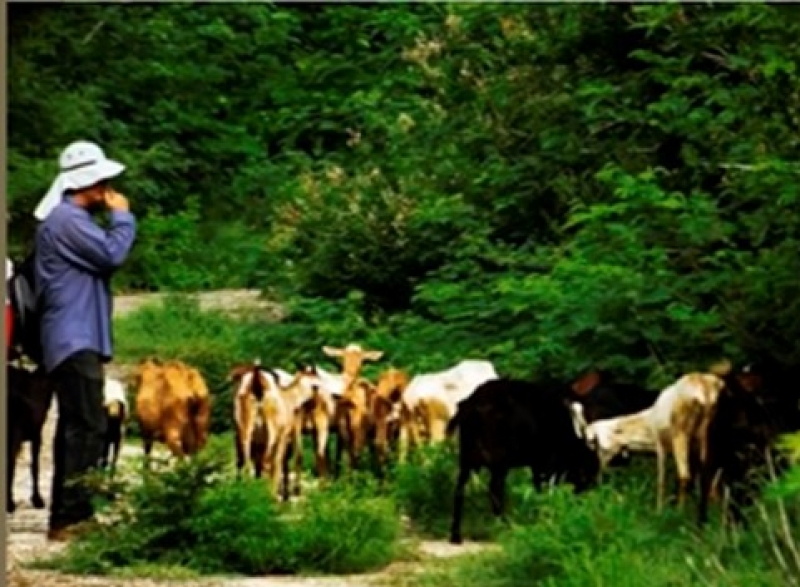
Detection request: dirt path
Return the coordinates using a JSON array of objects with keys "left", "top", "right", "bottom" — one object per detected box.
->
[
  {"left": 8, "top": 430, "right": 489, "bottom": 586},
  {"left": 112, "top": 289, "right": 286, "bottom": 321},
  {"left": 7, "top": 290, "right": 491, "bottom": 586}
]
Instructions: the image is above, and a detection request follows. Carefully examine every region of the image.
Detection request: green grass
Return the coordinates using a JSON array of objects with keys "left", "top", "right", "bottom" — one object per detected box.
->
[
  {"left": 392, "top": 457, "right": 800, "bottom": 587},
  {"left": 81, "top": 299, "right": 800, "bottom": 584},
  {"left": 37, "top": 436, "right": 401, "bottom": 578}
]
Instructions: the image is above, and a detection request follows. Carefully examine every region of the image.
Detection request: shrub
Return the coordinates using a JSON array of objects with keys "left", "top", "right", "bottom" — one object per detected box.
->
[
  {"left": 413, "top": 458, "right": 799, "bottom": 587},
  {"left": 392, "top": 442, "right": 534, "bottom": 541},
  {"left": 278, "top": 474, "right": 401, "bottom": 574},
  {"left": 41, "top": 441, "right": 401, "bottom": 577}
]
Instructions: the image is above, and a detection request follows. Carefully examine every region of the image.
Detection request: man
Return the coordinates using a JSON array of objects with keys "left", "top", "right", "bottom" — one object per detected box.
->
[{"left": 34, "top": 141, "right": 137, "bottom": 541}]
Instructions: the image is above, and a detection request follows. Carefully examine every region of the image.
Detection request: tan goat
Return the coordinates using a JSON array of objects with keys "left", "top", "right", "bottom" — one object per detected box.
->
[
  {"left": 229, "top": 362, "right": 273, "bottom": 479},
  {"left": 398, "top": 360, "right": 499, "bottom": 462},
  {"left": 322, "top": 344, "right": 384, "bottom": 473},
  {"left": 649, "top": 372, "right": 725, "bottom": 512},
  {"left": 335, "top": 377, "right": 377, "bottom": 471},
  {"left": 371, "top": 368, "right": 410, "bottom": 466},
  {"left": 134, "top": 358, "right": 211, "bottom": 464},
  {"left": 230, "top": 362, "right": 321, "bottom": 499},
  {"left": 295, "top": 373, "right": 337, "bottom": 479}
]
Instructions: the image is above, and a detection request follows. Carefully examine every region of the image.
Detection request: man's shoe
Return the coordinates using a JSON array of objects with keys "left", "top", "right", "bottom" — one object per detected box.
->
[{"left": 46, "top": 526, "right": 74, "bottom": 542}]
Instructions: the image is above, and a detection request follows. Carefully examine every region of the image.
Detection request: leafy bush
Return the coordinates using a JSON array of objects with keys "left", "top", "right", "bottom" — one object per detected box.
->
[
  {"left": 43, "top": 441, "right": 400, "bottom": 577},
  {"left": 412, "top": 457, "right": 800, "bottom": 587},
  {"left": 392, "top": 442, "right": 537, "bottom": 541}
]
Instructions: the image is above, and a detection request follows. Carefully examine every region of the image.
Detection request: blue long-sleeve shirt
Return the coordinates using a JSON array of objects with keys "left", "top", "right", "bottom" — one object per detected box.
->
[{"left": 35, "top": 199, "right": 137, "bottom": 373}]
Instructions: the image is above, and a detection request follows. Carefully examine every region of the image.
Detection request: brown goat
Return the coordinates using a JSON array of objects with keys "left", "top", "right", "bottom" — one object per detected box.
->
[
  {"left": 322, "top": 344, "right": 384, "bottom": 387},
  {"left": 323, "top": 344, "right": 384, "bottom": 474},
  {"left": 335, "top": 377, "right": 377, "bottom": 473},
  {"left": 185, "top": 365, "right": 211, "bottom": 451},
  {"left": 134, "top": 358, "right": 211, "bottom": 463},
  {"left": 371, "top": 368, "right": 409, "bottom": 467}
]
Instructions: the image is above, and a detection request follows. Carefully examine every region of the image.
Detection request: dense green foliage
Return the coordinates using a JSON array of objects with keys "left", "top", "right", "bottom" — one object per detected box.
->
[
  {"left": 12, "top": 3, "right": 800, "bottom": 385},
  {"left": 42, "top": 427, "right": 800, "bottom": 584},
  {"left": 108, "top": 301, "right": 800, "bottom": 584},
  {"left": 12, "top": 4, "right": 800, "bottom": 583}
]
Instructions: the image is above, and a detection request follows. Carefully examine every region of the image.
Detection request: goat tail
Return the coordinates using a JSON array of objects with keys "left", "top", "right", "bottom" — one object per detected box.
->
[{"left": 187, "top": 395, "right": 201, "bottom": 417}]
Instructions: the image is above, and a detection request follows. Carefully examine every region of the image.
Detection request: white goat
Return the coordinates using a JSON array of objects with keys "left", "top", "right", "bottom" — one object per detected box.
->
[
  {"left": 570, "top": 402, "right": 656, "bottom": 469},
  {"left": 572, "top": 372, "right": 724, "bottom": 512},
  {"left": 399, "top": 359, "right": 499, "bottom": 461}
]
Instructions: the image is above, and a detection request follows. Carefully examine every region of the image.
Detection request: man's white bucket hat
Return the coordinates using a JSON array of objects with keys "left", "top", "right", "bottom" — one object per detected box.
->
[{"left": 34, "top": 141, "right": 125, "bottom": 221}]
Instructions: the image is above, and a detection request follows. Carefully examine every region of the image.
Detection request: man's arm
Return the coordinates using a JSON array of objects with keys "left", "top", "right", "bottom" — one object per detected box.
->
[{"left": 53, "top": 210, "right": 137, "bottom": 275}]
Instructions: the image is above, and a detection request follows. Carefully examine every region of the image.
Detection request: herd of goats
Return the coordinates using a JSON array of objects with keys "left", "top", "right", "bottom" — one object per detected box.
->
[{"left": 8, "top": 342, "right": 800, "bottom": 545}]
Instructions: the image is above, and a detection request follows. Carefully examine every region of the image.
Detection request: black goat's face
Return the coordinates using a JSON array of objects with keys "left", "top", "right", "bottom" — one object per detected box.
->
[{"left": 567, "top": 444, "right": 602, "bottom": 493}]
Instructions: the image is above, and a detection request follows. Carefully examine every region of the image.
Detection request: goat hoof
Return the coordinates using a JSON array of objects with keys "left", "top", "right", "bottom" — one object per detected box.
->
[
  {"left": 31, "top": 495, "right": 45, "bottom": 509},
  {"left": 449, "top": 533, "right": 463, "bottom": 545},
  {"left": 7, "top": 501, "right": 16, "bottom": 514}
]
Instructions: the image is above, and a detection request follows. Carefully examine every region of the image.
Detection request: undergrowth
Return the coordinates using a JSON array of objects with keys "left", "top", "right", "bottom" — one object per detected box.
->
[
  {"left": 76, "top": 299, "right": 800, "bottom": 584},
  {"left": 401, "top": 459, "right": 800, "bottom": 587},
  {"left": 38, "top": 437, "right": 400, "bottom": 577}
]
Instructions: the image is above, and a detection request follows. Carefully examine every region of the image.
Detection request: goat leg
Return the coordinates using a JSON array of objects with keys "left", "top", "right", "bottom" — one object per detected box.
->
[
  {"left": 142, "top": 436, "right": 154, "bottom": 472},
  {"left": 98, "top": 439, "right": 109, "bottom": 470},
  {"left": 313, "top": 413, "right": 330, "bottom": 479},
  {"left": 164, "top": 427, "right": 185, "bottom": 460},
  {"left": 108, "top": 439, "right": 120, "bottom": 480},
  {"left": 656, "top": 441, "right": 666, "bottom": 513},
  {"left": 334, "top": 428, "right": 344, "bottom": 478},
  {"left": 697, "top": 462, "right": 717, "bottom": 527},
  {"left": 282, "top": 441, "right": 292, "bottom": 500},
  {"left": 293, "top": 424, "right": 303, "bottom": 496},
  {"left": 672, "top": 433, "right": 691, "bottom": 509},
  {"left": 30, "top": 434, "right": 46, "bottom": 509},
  {"left": 235, "top": 431, "right": 245, "bottom": 479},
  {"left": 7, "top": 427, "right": 23, "bottom": 514},
  {"left": 449, "top": 467, "right": 471, "bottom": 545},
  {"left": 313, "top": 427, "right": 329, "bottom": 480},
  {"left": 488, "top": 467, "right": 509, "bottom": 519},
  {"left": 273, "top": 436, "right": 290, "bottom": 502}
]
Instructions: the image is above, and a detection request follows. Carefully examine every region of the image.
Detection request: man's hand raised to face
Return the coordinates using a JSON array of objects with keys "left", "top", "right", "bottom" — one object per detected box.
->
[{"left": 104, "top": 189, "right": 129, "bottom": 213}]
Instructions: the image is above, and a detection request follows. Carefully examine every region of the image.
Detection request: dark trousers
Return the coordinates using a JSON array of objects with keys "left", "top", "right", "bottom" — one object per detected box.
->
[{"left": 49, "top": 350, "right": 106, "bottom": 530}]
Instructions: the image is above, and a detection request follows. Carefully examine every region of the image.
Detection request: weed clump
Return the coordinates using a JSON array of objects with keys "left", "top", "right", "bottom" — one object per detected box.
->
[{"left": 41, "top": 442, "right": 400, "bottom": 577}]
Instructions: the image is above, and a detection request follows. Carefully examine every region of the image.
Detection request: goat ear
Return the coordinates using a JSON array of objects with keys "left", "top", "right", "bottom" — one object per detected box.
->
[
  {"left": 572, "top": 370, "right": 601, "bottom": 396},
  {"left": 708, "top": 359, "right": 733, "bottom": 377},
  {"left": 362, "top": 350, "right": 384, "bottom": 362},
  {"left": 228, "top": 365, "right": 250, "bottom": 382},
  {"left": 567, "top": 402, "right": 587, "bottom": 439},
  {"left": 322, "top": 346, "right": 343, "bottom": 357}
]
